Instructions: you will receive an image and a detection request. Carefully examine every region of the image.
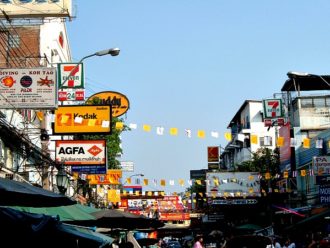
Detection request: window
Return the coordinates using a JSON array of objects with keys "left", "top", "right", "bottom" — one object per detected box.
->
[
  {"left": 260, "top": 136, "right": 272, "bottom": 146},
  {"left": 8, "top": 34, "right": 20, "bottom": 48}
]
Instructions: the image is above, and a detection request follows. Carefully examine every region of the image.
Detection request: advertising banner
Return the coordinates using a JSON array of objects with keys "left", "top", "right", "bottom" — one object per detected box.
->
[
  {"left": 0, "top": 68, "right": 57, "bottom": 109},
  {"left": 55, "top": 140, "right": 106, "bottom": 165},
  {"left": 263, "top": 99, "right": 283, "bottom": 118},
  {"left": 53, "top": 105, "right": 112, "bottom": 134},
  {"left": 313, "top": 156, "right": 330, "bottom": 175},
  {"left": 87, "top": 169, "right": 122, "bottom": 185},
  {"left": 206, "top": 172, "right": 261, "bottom": 198}
]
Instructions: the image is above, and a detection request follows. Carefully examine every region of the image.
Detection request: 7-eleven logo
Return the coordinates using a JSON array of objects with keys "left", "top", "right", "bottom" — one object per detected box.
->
[
  {"left": 263, "top": 99, "right": 282, "bottom": 118},
  {"left": 58, "top": 63, "right": 84, "bottom": 89}
]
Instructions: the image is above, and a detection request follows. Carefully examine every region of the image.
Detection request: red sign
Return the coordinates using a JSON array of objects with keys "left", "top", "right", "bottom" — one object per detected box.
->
[{"left": 208, "top": 146, "right": 219, "bottom": 163}]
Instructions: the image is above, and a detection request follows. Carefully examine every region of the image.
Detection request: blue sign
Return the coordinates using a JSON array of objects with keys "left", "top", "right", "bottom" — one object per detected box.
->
[
  {"left": 71, "top": 165, "right": 106, "bottom": 174},
  {"left": 319, "top": 185, "right": 330, "bottom": 204}
]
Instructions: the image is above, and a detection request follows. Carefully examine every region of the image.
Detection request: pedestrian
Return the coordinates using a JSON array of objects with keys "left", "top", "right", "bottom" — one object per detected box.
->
[{"left": 193, "top": 235, "right": 204, "bottom": 248}]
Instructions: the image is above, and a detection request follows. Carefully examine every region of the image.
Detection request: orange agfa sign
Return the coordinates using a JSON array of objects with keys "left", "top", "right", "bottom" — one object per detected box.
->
[{"left": 86, "top": 91, "right": 129, "bottom": 117}]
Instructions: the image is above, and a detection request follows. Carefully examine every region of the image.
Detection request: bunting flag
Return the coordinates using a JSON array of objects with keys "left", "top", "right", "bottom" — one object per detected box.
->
[
  {"left": 143, "top": 179, "right": 149, "bottom": 186},
  {"left": 300, "top": 170, "right": 306, "bottom": 177},
  {"left": 185, "top": 129, "right": 192, "bottom": 138},
  {"left": 197, "top": 130, "right": 205, "bottom": 138},
  {"left": 224, "top": 132, "right": 232, "bottom": 141},
  {"left": 290, "top": 138, "right": 296, "bottom": 147},
  {"left": 237, "top": 133, "right": 245, "bottom": 142},
  {"left": 316, "top": 139, "right": 323, "bottom": 149},
  {"left": 277, "top": 136, "right": 284, "bottom": 147},
  {"left": 303, "top": 138, "right": 311, "bottom": 148},
  {"left": 143, "top": 124, "right": 151, "bottom": 132},
  {"left": 160, "top": 179, "right": 166, "bottom": 186},
  {"left": 251, "top": 135, "right": 258, "bottom": 144},
  {"left": 179, "top": 179, "right": 184, "bottom": 186},
  {"left": 169, "top": 180, "right": 175, "bottom": 186},
  {"left": 170, "top": 128, "right": 178, "bottom": 136},
  {"left": 36, "top": 111, "right": 44, "bottom": 121},
  {"left": 126, "top": 178, "right": 131, "bottom": 184},
  {"left": 211, "top": 131, "right": 219, "bottom": 138},
  {"left": 196, "top": 179, "right": 202, "bottom": 185},
  {"left": 129, "top": 123, "right": 137, "bottom": 129},
  {"left": 156, "top": 126, "right": 164, "bottom": 135},
  {"left": 265, "top": 172, "right": 271, "bottom": 180},
  {"left": 102, "top": 120, "right": 110, "bottom": 128},
  {"left": 115, "top": 122, "right": 124, "bottom": 130}
]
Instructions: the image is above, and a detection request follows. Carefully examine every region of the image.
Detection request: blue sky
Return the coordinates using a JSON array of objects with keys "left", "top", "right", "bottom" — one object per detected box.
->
[{"left": 67, "top": 1, "right": 330, "bottom": 193}]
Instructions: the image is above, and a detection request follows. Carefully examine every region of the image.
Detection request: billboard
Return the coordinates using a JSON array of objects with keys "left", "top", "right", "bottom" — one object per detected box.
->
[
  {"left": 53, "top": 105, "right": 112, "bottom": 135},
  {"left": 87, "top": 169, "right": 122, "bottom": 185},
  {"left": 85, "top": 91, "right": 130, "bottom": 117},
  {"left": 206, "top": 172, "right": 261, "bottom": 197},
  {"left": 55, "top": 140, "right": 106, "bottom": 165},
  {"left": 0, "top": 68, "right": 57, "bottom": 109},
  {"left": 0, "top": 0, "right": 72, "bottom": 18},
  {"left": 279, "top": 122, "right": 291, "bottom": 172}
]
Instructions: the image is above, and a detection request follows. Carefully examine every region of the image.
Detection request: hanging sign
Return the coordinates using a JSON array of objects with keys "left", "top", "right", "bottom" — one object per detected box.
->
[{"left": 263, "top": 99, "right": 283, "bottom": 118}]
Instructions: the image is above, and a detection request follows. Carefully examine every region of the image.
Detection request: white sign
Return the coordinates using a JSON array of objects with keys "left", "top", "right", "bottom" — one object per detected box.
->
[
  {"left": 206, "top": 172, "right": 261, "bottom": 197},
  {"left": 57, "top": 63, "right": 84, "bottom": 89},
  {"left": 0, "top": 68, "right": 57, "bottom": 109},
  {"left": 313, "top": 156, "right": 330, "bottom": 175},
  {"left": 55, "top": 140, "right": 106, "bottom": 165},
  {"left": 263, "top": 99, "right": 283, "bottom": 118},
  {"left": 121, "top": 161, "right": 134, "bottom": 172}
]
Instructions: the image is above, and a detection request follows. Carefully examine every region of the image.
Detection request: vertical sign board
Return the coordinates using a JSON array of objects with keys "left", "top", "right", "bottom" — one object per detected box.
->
[
  {"left": 319, "top": 185, "right": 330, "bottom": 205},
  {"left": 0, "top": 68, "right": 57, "bottom": 109},
  {"left": 53, "top": 105, "right": 112, "bottom": 135},
  {"left": 208, "top": 146, "right": 219, "bottom": 170},
  {"left": 263, "top": 99, "right": 283, "bottom": 118},
  {"left": 57, "top": 63, "right": 85, "bottom": 102}
]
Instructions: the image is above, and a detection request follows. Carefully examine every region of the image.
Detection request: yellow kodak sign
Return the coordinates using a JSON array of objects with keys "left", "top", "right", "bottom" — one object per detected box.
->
[{"left": 53, "top": 105, "right": 112, "bottom": 134}]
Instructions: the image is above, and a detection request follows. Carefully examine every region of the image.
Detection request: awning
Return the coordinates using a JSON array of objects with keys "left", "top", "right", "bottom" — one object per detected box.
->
[
  {"left": 281, "top": 73, "right": 330, "bottom": 91},
  {"left": 0, "top": 177, "right": 76, "bottom": 207}
]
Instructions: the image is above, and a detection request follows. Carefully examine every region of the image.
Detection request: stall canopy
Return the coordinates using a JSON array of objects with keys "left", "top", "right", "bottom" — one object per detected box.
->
[
  {"left": 0, "top": 178, "right": 75, "bottom": 207},
  {"left": 0, "top": 206, "right": 113, "bottom": 248}
]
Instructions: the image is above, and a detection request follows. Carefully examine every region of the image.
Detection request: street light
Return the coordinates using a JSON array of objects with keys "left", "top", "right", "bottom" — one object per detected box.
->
[
  {"left": 59, "top": 47, "right": 120, "bottom": 88},
  {"left": 123, "top": 173, "right": 144, "bottom": 185},
  {"left": 56, "top": 167, "right": 69, "bottom": 195}
]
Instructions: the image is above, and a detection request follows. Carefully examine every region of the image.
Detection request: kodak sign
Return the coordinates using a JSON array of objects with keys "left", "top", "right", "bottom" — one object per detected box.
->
[{"left": 53, "top": 105, "right": 112, "bottom": 135}]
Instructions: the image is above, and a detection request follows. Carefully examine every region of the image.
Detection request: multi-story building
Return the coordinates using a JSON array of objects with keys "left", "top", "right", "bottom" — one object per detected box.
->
[
  {"left": 221, "top": 100, "right": 277, "bottom": 170},
  {"left": 0, "top": 1, "right": 73, "bottom": 190}
]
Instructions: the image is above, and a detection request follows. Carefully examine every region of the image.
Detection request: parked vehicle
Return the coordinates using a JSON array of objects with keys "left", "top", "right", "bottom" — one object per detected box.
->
[{"left": 225, "top": 235, "right": 273, "bottom": 248}]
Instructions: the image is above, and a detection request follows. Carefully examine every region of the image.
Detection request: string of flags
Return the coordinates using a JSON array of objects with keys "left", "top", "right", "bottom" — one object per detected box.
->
[{"left": 115, "top": 122, "right": 330, "bottom": 148}]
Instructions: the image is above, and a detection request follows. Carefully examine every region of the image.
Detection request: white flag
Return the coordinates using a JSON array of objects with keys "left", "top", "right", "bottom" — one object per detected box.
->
[
  {"left": 129, "top": 123, "right": 137, "bottom": 129},
  {"left": 185, "top": 129, "right": 192, "bottom": 138},
  {"left": 211, "top": 131, "right": 219, "bottom": 138},
  {"left": 156, "top": 126, "right": 164, "bottom": 135},
  {"left": 290, "top": 138, "right": 296, "bottom": 147},
  {"left": 169, "top": 180, "right": 175, "bottom": 186},
  {"left": 316, "top": 139, "right": 323, "bottom": 149}
]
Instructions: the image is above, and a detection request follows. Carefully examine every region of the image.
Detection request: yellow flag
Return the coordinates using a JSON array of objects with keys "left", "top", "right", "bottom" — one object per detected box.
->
[
  {"left": 160, "top": 179, "right": 166, "bottom": 186},
  {"left": 115, "top": 122, "right": 124, "bottom": 130},
  {"left": 36, "top": 111, "right": 44, "bottom": 121},
  {"left": 196, "top": 179, "right": 202, "bottom": 185},
  {"left": 277, "top": 137, "right": 284, "bottom": 147},
  {"left": 169, "top": 128, "right": 178, "bottom": 136},
  {"left": 283, "top": 171, "right": 289, "bottom": 178},
  {"left": 214, "top": 179, "right": 219, "bottom": 186},
  {"left": 126, "top": 178, "right": 131, "bottom": 184},
  {"left": 179, "top": 179, "right": 184, "bottom": 186},
  {"left": 143, "top": 179, "right": 149, "bottom": 186},
  {"left": 251, "top": 135, "right": 258, "bottom": 144},
  {"left": 135, "top": 191, "right": 140, "bottom": 196},
  {"left": 224, "top": 132, "right": 232, "bottom": 141},
  {"left": 265, "top": 172, "right": 271, "bottom": 180},
  {"left": 303, "top": 138, "right": 310, "bottom": 148},
  {"left": 249, "top": 188, "right": 254, "bottom": 194},
  {"left": 300, "top": 169, "right": 306, "bottom": 177},
  {"left": 185, "top": 192, "right": 191, "bottom": 197},
  {"left": 198, "top": 192, "right": 203, "bottom": 197},
  {"left": 197, "top": 130, "right": 205, "bottom": 138},
  {"left": 147, "top": 191, "right": 152, "bottom": 196},
  {"left": 143, "top": 124, "right": 151, "bottom": 132}
]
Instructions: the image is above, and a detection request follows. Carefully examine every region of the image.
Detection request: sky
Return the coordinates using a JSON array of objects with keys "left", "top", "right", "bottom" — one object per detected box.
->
[{"left": 66, "top": 1, "right": 330, "bottom": 194}]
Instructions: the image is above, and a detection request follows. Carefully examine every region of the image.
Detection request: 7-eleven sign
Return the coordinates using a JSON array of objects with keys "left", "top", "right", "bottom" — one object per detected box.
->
[
  {"left": 58, "top": 63, "right": 85, "bottom": 89},
  {"left": 263, "top": 99, "right": 283, "bottom": 118}
]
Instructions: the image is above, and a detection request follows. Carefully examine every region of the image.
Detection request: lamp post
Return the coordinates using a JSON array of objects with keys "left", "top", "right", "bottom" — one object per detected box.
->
[
  {"left": 56, "top": 167, "right": 69, "bottom": 195},
  {"left": 123, "top": 173, "right": 144, "bottom": 185},
  {"left": 59, "top": 47, "right": 120, "bottom": 89}
]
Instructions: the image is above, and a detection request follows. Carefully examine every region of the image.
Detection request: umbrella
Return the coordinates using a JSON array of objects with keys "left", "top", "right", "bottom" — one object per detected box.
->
[
  {"left": 88, "top": 208, "right": 165, "bottom": 230},
  {"left": 0, "top": 178, "right": 75, "bottom": 207}
]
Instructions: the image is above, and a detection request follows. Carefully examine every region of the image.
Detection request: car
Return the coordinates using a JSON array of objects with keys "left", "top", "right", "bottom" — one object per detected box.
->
[
  {"left": 225, "top": 235, "right": 274, "bottom": 248},
  {"left": 166, "top": 240, "right": 182, "bottom": 248}
]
